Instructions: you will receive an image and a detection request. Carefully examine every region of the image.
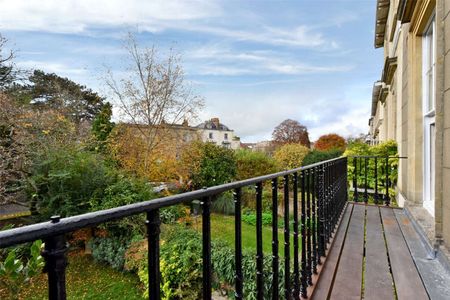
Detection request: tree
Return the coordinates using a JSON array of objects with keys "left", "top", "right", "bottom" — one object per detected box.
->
[
  {"left": 28, "top": 70, "right": 106, "bottom": 126},
  {"left": 0, "top": 34, "right": 15, "bottom": 89},
  {"left": 91, "top": 102, "right": 115, "bottom": 150},
  {"left": 314, "top": 133, "right": 346, "bottom": 151},
  {"left": 179, "top": 141, "right": 236, "bottom": 189},
  {"left": 105, "top": 33, "right": 204, "bottom": 170},
  {"left": 272, "top": 119, "right": 310, "bottom": 148},
  {"left": 273, "top": 143, "right": 309, "bottom": 170}
]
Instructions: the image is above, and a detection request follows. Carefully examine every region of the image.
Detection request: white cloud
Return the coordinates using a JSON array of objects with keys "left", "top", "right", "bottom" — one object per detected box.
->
[
  {"left": 17, "top": 60, "right": 87, "bottom": 76},
  {"left": 186, "top": 45, "right": 353, "bottom": 76},
  {"left": 0, "top": 0, "right": 221, "bottom": 33},
  {"left": 0, "top": 0, "right": 334, "bottom": 49}
]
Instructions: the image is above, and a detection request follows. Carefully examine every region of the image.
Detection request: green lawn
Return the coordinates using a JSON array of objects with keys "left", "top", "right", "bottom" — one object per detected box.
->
[
  {"left": 191, "top": 213, "right": 296, "bottom": 257},
  {"left": 8, "top": 253, "right": 144, "bottom": 300}
]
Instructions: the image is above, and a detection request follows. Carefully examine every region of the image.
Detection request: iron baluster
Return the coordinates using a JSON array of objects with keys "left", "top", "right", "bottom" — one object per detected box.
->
[
  {"left": 306, "top": 170, "right": 312, "bottom": 286},
  {"left": 256, "top": 182, "right": 264, "bottom": 300},
  {"left": 233, "top": 188, "right": 243, "bottom": 300},
  {"left": 283, "top": 175, "right": 291, "bottom": 299},
  {"left": 364, "top": 157, "right": 368, "bottom": 203},
  {"left": 312, "top": 168, "right": 318, "bottom": 274},
  {"left": 300, "top": 170, "right": 307, "bottom": 298},
  {"left": 271, "top": 179, "right": 279, "bottom": 300},
  {"left": 353, "top": 158, "right": 358, "bottom": 201},
  {"left": 146, "top": 210, "right": 161, "bottom": 300},
  {"left": 201, "top": 197, "right": 212, "bottom": 300},
  {"left": 374, "top": 157, "right": 378, "bottom": 204},
  {"left": 42, "top": 216, "right": 68, "bottom": 300},
  {"left": 317, "top": 165, "right": 325, "bottom": 258},
  {"left": 293, "top": 172, "right": 300, "bottom": 299},
  {"left": 385, "top": 157, "right": 390, "bottom": 206}
]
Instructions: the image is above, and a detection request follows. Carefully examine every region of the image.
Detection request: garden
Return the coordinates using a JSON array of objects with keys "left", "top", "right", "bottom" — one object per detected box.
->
[{"left": 0, "top": 36, "right": 399, "bottom": 299}]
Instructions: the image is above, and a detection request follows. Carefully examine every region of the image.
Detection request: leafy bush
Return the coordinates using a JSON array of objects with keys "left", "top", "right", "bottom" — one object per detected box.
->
[
  {"left": 160, "top": 204, "right": 188, "bottom": 224},
  {"left": 0, "top": 240, "right": 44, "bottom": 299},
  {"left": 242, "top": 212, "right": 273, "bottom": 226},
  {"left": 125, "top": 226, "right": 203, "bottom": 300},
  {"left": 28, "top": 147, "right": 111, "bottom": 221},
  {"left": 179, "top": 141, "right": 237, "bottom": 189},
  {"left": 273, "top": 144, "right": 309, "bottom": 170},
  {"left": 212, "top": 240, "right": 287, "bottom": 300},
  {"left": 126, "top": 227, "right": 289, "bottom": 300},
  {"left": 344, "top": 140, "right": 399, "bottom": 203},
  {"left": 90, "top": 172, "right": 156, "bottom": 236},
  {"left": 90, "top": 235, "right": 132, "bottom": 271},
  {"left": 211, "top": 192, "right": 235, "bottom": 215},
  {"left": 235, "top": 149, "right": 278, "bottom": 180},
  {"left": 302, "top": 149, "right": 343, "bottom": 166}
]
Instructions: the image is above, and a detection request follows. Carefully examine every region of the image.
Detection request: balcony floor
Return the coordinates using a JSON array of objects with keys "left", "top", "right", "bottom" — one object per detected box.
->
[{"left": 312, "top": 203, "right": 437, "bottom": 300}]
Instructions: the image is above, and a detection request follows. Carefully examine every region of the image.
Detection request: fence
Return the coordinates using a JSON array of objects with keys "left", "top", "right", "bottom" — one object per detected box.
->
[{"left": 0, "top": 157, "right": 348, "bottom": 299}]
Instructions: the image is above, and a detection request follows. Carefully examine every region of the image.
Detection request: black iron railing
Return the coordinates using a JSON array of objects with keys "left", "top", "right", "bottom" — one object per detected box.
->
[
  {"left": 0, "top": 157, "right": 348, "bottom": 300},
  {"left": 349, "top": 156, "right": 406, "bottom": 206}
]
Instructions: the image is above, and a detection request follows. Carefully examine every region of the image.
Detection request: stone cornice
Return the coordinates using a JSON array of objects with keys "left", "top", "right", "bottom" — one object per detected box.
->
[
  {"left": 375, "top": 0, "right": 391, "bottom": 48},
  {"left": 381, "top": 56, "right": 398, "bottom": 85}
]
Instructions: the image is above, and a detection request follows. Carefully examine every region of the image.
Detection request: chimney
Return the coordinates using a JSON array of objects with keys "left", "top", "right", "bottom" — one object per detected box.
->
[
  {"left": 211, "top": 117, "right": 220, "bottom": 129},
  {"left": 182, "top": 119, "right": 188, "bottom": 126}
]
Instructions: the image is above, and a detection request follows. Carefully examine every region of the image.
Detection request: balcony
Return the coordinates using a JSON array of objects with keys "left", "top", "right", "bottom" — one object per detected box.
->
[{"left": 0, "top": 156, "right": 448, "bottom": 299}]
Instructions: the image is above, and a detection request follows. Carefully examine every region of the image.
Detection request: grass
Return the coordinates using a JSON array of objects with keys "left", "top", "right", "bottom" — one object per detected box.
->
[
  {"left": 191, "top": 213, "right": 296, "bottom": 257},
  {"left": 4, "top": 252, "right": 144, "bottom": 300}
]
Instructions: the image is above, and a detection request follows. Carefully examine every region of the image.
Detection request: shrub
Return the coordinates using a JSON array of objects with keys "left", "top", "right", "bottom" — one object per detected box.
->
[
  {"left": 90, "top": 235, "right": 133, "bottom": 271},
  {"left": 90, "top": 172, "right": 157, "bottom": 236},
  {"left": 179, "top": 141, "right": 237, "bottom": 189},
  {"left": 160, "top": 205, "right": 188, "bottom": 224},
  {"left": 273, "top": 144, "right": 309, "bottom": 170},
  {"left": 235, "top": 149, "right": 278, "bottom": 180},
  {"left": 242, "top": 212, "right": 273, "bottom": 226},
  {"left": 302, "top": 149, "right": 343, "bottom": 166},
  {"left": 211, "top": 192, "right": 235, "bottom": 215},
  {"left": 0, "top": 240, "right": 44, "bottom": 299},
  {"left": 126, "top": 227, "right": 289, "bottom": 300},
  {"left": 28, "top": 147, "right": 111, "bottom": 221}
]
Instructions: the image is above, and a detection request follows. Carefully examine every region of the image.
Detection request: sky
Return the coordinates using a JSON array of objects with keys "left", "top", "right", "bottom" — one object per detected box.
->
[{"left": 0, "top": 0, "right": 383, "bottom": 143}]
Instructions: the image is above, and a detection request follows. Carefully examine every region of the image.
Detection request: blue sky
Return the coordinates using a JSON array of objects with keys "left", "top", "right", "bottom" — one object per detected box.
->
[{"left": 0, "top": 0, "right": 382, "bottom": 142}]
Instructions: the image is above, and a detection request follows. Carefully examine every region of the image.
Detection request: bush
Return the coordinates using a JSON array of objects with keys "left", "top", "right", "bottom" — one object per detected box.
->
[
  {"left": 302, "top": 149, "right": 343, "bottom": 166},
  {"left": 179, "top": 141, "right": 237, "bottom": 189},
  {"left": 125, "top": 227, "right": 203, "bottom": 300},
  {"left": 242, "top": 212, "right": 273, "bottom": 226},
  {"left": 28, "top": 147, "right": 111, "bottom": 221},
  {"left": 273, "top": 144, "right": 309, "bottom": 170},
  {"left": 0, "top": 240, "right": 44, "bottom": 299},
  {"left": 235, "top": 149, "right": 278, "bottom": 180},
  {"left": 160, "top": 205, "right": 188, "bottom": 224},
  {"left": 211, "top": 192, "right": 235, "bottom": 215},
  {"left": 344, "top": 140, "right": 399, "bottom": 203},
  {"left": 126, "top": 227, "right": 289, "bottom": 300},
  {"left": 90, "top": 235, "right": 133, "bottom": 271},
  {"left": 90, "top": 172, "right": 157, "bottom": 236}
]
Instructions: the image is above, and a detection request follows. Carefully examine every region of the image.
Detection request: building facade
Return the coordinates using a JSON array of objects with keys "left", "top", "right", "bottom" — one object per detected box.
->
[
  {"left": 195, "top": 117, "right": 241, "bottom": 149},
  {"left": 369, "top": 0, "right": 450, "bottom": 258}
]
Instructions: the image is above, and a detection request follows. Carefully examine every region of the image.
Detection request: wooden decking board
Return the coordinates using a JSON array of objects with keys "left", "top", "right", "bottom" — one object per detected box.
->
[
  {"left": 380, "top": 207, "right": 429, "bottom": 299},
  {"left": 364, "top": 206, "right": 394, "bottom": 300},
  {"left": 329, "top": 204, "right": 365, "bottom": 300},
  {"left": 311, "top": 203, "right": 354, "bottom": 300}
]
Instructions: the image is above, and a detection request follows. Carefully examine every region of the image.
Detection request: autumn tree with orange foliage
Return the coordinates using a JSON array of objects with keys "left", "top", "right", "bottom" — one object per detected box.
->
[{"left": 314, "top": 133, "right": 346, "bottom": 151}]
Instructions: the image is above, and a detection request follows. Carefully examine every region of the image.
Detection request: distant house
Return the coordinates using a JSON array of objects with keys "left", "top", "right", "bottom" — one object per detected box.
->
[{"left": 195, "top": 117, "right": 241, "bottom": 149}]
